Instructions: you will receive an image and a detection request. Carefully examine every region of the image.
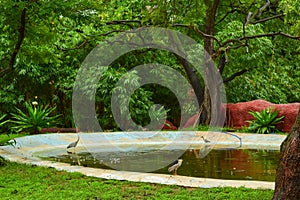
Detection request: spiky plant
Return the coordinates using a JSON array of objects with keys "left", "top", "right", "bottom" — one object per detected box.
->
[
  {"left": 246, "top": 108, "right": 285, "bottom": 134},
  {"left": 10, "top": 102, "right": 61, "bottom": 134},
  {"left": 0, "top": 114, "right": 8, "bottom": 126}
]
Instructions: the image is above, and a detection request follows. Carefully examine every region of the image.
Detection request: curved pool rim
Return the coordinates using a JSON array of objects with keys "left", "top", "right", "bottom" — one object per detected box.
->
[{"left": 0, "top": 131, "right": 286, "bottom": 189}]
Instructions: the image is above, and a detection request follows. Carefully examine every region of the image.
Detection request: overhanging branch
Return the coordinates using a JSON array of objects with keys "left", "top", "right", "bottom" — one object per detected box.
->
[
  {"left": 218, "top": 54, "right": 226, "bottom": 75},
  {"left": 0, "top": 8, "right": 26, "bottom": 77},
  {"left": 55, "top": 30, "right": 126, "bottom": 51},
  {"left": 256, "top": 0, "right": 270, "bottom": 18},
  {"left": 223, "top": 68, "right": 248, "bottom": 83},
  {"left": 243, "top": 32, "right": 300, "bottom": 40},
  {"left": 106, "top": 20, "right": 142, "bottom": 29},
  {"left": 222, "top": 32, "right": 300, "bottom": 46},
  {"left": 55, "top": 40, "right": 88, "bottom": 51},
  {"left": 88, "top": 30, "right": 125, "bottom": 37},
  {"left": 216, "top": 8, "right": 237, "bottom": 25},
  {"left": 172, "top": 24, "right": 221, "bottom": 47},
  {"left": 251, "top": 13, "right": 285, "bottom": 24}
]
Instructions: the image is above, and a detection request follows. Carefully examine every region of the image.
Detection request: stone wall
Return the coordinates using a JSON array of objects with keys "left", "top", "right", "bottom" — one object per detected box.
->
[
  {"left": 225, "top": 100, "right": 300, "bottom": 133},
  {"left": 182, "top": 100, "right": 300, "bottom": 133}
]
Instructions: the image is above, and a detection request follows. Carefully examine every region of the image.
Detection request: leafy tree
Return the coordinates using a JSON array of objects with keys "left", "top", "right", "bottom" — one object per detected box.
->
[
  {"left": 0, "top": 0, "right": 299, "bottom": 130},
  {"left": 142, "top": 0, "right": 299, "bottom": 125}
]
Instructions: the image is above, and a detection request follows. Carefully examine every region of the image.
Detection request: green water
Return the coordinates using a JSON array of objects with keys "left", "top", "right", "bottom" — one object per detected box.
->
[
  {"left": 44, "top": 149, "right": 279, "bottom": 182},
  {"left": 158, "top": 149, "right": 279, "bottom": 181}
]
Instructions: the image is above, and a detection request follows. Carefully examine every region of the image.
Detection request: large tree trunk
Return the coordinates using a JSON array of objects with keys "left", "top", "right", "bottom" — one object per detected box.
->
[
  {"left": 177, "top": 56, "right": 204, "bottom": 106},
  {"left": 273, "top": 108, "right": 300, "bottom": 200},
  {"left": 203, "top": 0, "right": 221, "bottom": 126}
]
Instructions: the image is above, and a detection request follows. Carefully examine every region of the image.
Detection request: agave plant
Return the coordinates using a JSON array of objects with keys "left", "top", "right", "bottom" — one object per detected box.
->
[
  {"left": 147, "top": 105, "right": 171, "bottom": 129},
  {"left": 0, "top": 114, "right": 8, "bottom": 127},
  {"left": 148, "top": 105, "right": 170, "bottom": 123},
  {"left": 10, "top": 102, "right": 61, "bottom": 134},
  {"left": 246, "top": 108, "right": 285, "bottom": 134}
]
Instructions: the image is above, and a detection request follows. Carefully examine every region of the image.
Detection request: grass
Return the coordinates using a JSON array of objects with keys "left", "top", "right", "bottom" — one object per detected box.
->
[
  {"left": 0, "top": 133, "right": 29, "bottom": 146},
  {"left": 0, "top": 133, "right": 274, "bottom": 199},
  {"left": 0, "top": 161, "right": 274, "bottom": 200}
]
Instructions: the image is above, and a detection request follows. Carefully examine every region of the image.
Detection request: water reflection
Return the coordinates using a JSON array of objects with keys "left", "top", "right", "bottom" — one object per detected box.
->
[
  {"left": 173, "top": 149, "right": 279, "bottom": 181},
  {"left": 44, "top": 148, "right": 279, "bottom": 182}
]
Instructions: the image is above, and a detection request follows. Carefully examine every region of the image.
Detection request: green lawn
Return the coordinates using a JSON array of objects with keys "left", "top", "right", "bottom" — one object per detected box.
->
[{"left": 0, "top": 160, "right": 273, "bottom": 200}]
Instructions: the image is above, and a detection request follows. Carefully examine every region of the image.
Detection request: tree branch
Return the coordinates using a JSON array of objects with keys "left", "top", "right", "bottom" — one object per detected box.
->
[
  {"left": 176, "top": 55, "right": 204, "bottom": 105},
  {"left": 106, "top": 20, "right": 142, "bottom": 28},
  {"left": 55, "top": 40, "right": 88, "bottom": 51},
  {"left": 172, "top": 24, "right": 221, "bottom": 47},
  {"left": 256, "top": 0, "right": 270, "bottom": 18},
  {"left": 223, "top": 69, "right": 248, "bottom": 83},
  {"left": 216, "top": 8, "right": 237, "bottom": 24},
  {"left": 217, "top": 54, "right": 226, "bottom": 75},
  {"left": 229, "top": 43, "right": 247, "bottom": 49},
  {"left": 106, "top": 20, "right": 142, "bottom": 24},
  {"left": 55, "top": 30, "right": 126, "bottom": 51},
  {"left": 251, "top": 14, "right": 285, "bottom": 24},
  {"left": 222, "top": 32, "right": 300, "bottom": 46},
  {"left": 0, "top": 8, "right": 26, "bottom": 77},
  {"left": 244, "top": 32, "right": 300, "bottom": 40},
  {"left": 87, "top": 30, "right": 125, "bottom": 37},
  {"left": 244, "top": 12, "right": 253, "bottom": 26},
  {"left": 245, "top": 1, "right": 271, "bottom": 26}
]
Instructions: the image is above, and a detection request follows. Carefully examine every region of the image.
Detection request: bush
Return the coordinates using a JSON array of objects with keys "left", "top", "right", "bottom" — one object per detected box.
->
[
  {"left": 246, "top": 108, "right": 284, "bottom": 134},
  {"left": 10, "top": 102, "right": 61, "bottom": 134},
  {"left": 0, "top": 114, "right": 9, "bottom": 133}
]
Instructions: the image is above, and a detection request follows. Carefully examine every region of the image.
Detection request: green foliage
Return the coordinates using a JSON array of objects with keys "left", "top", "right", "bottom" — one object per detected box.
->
[
  {"left": 246, "top": 108, "right": 285, "bottom": 134},
  {"left": 0, "top": 133, "right": 27, "bottom": 146},
  {"left": 225, "top": 42, "right": 300, "bottom": 103},
  {"left": 0, "top": 137, "right": 16, "bottom": 147},
  {"left": 0, "top": 114, "right": 8, "bottom": 127},
  {"left": 93, "top": 67, "right": 155, "bottom": 130},
  {"left": 0, "top": 114, "right": 10, "bottom": 133},
  {"left": 10, "top": 102, "right": 61, "bottom": 134},
  {"left": 0, "top": 0, "right": 299, "bottom": 130},
  {"left": 279, "top": 0, "right": 300, "bottom": 34},
  {"left": 149, "top": 105, "right": 170, "bottom": 122}
]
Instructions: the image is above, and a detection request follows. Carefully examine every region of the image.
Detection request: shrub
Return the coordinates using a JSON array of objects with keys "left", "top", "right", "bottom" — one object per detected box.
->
[
  {"left": 0, "top": 114, "right": 7, "bottom": 126},
  {"left": 246, "top": 108, "right": 284, "bottom": 134},
  {"left": 10, "top": 102, "right": 61, "bottom": 134},
  {"left": 0, "top": 114, "right": 9, "bottom": 132}
]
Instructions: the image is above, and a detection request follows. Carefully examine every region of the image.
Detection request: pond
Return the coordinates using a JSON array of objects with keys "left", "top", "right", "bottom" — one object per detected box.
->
[{"left": 42, "top": 148, "right": 280, "bottom": 182}]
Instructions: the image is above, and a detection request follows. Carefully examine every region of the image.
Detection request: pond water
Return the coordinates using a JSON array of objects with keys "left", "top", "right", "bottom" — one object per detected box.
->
[{"left": 42, "top": 148, "right": 280, "bottom": 182}]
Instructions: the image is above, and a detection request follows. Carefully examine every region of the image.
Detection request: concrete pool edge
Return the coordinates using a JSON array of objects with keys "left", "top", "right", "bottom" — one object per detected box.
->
[
  {"left": 0, "top": 132, "right": 286, "bottom": 190},
  {"left": 0, "top": 147, "right": 275, "bottom": 190}
]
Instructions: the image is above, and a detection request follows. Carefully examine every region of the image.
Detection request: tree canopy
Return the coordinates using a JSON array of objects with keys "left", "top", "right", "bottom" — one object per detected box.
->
[{"left": 0, "top": 0, "right": 299, "bottom": 129}]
